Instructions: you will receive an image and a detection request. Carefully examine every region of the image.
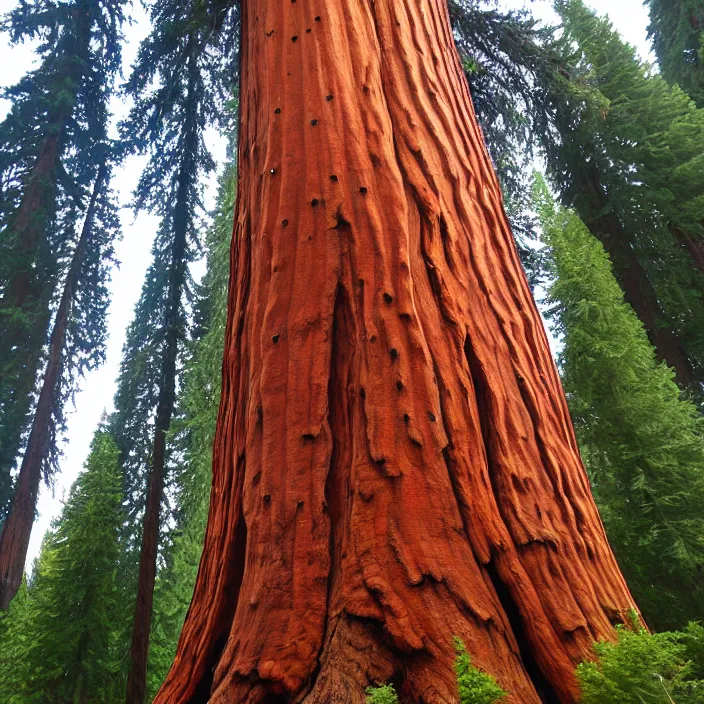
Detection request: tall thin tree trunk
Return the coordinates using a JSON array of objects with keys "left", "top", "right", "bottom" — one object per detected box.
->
[
  {"left": 0, "top": 166, "right": 105, "bottom": 610},
  {"left": 574, "top": 164, "right": 697, "bottom": 388},
  {"left": 125, "top": 48, "right": 196, "bottom": 704},
  {"left": 156, "top": 1, "right": 639, "bottom": 702}
]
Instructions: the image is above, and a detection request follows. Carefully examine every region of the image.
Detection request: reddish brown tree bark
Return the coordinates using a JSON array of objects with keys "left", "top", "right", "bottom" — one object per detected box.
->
[
  {"left": 0, "top": 167, "right": 104, "bottom": 610},
  {"left": 155, "top": 1, "right": 640, "bottom": 702}
]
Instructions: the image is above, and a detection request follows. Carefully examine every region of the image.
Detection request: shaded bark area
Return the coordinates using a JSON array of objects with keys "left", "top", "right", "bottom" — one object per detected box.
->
[
  {"left": 0, "top": 168, "right": 104, "bottom": 610},
  {"left": 155, "top": 1, "right": 639, "bottom": 702}
]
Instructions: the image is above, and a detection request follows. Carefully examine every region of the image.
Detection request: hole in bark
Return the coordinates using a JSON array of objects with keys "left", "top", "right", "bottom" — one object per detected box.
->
[
  {"left": 485, "top": 561, "right": 561, "bottom": 704},
  {"left": 292, "top": 35, "right": 298, "bottom": 41},
  {"left": 403, "top": 413, "right": 410, "bottom": 424},
  {"left": 427, "top": 411, "right": 436, "bottom": 422},
  {"left": 311, "top": 198, "right": 319, "bottom": 207},
  {"left": 306, "top": 28, "right": 311, "bottom": 33},
  {"left": 263, "top": 494, "right": 271, "bottom": 504},
  {"left": 329, "top": 174, "right": 338, "bottom": 182},
  {"left": 360, "top": 388, "right": 366, "bottom": 400},
  {"left": 331, "top": 208, "right": 351, "bottom": 232},
  {"left": 363, "top": 85, "right": 370, "bottom": 95},
  {"left": 326, "top": 94, "right": 333, "bottom": 101},
  {"left": 370, "top": 335, "right": 377, "bottom": 343},
  {"left": 302, "top": 433, "right": 316, "bottom": 441},
  {"left": 383, "top": 292, "right": 393, "bottom": 304},
  {"left": 274, "top": 107, "right": 281, "bottom": 114},
  {"left": 359, "top": 186, "right": 368, "bottom": 194},
  {"left": 396, "top": 381, "right": 403, "bottom": 391},
  {"left": 266, "top": 29, "right": 274, "bottom": 36},
  {"left": 315, "top": 15, "right": 321, "bottom": 21},
  {"left": 400, "top": 312, "right": 411, "bottom": 321},
  {"left": 282, "top": 219, "right": 288, "bottom": 227},
  {"left": 310, "top": 119, "right": 319, "bottom": 126},
  {"left": 390, "top": 348, "right": 399, "bottom": 359},
  {"left": 272, "top": 334, "right": 280, "bottom": 344}
]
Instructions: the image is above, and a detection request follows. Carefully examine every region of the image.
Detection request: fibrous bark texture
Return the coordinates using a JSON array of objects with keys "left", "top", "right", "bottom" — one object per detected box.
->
[{"left": 155, "top": 1, "right": 640, "bottom": 702}]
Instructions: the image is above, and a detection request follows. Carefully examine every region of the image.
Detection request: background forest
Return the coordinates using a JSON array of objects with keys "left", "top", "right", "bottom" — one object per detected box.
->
[{"left": 1, "top": 0, "right": 704, "bottom": 702}]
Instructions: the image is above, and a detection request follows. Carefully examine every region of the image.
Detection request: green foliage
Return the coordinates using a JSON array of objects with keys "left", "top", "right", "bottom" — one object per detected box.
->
[
  {"left": 147, "top": 159, "right": 235, "bottom": 696},
  {"left": 0, "top": 428, "right": 127, "bottom": 702},
  {"left": 646, "top": 0, "right": 704, "bottom": 108},
  {"left": 0, "top": 0, "right": 123, "bottom": 522},
  {"left": 454, "top": 638, "right": 507, "bottom": 704},
  {"left": 546, "top": 0, "right": 704, "bottom": 390},
  {"left": 535, "top": 174, "right": 704, "bottom": 630},
  {"left": 577, "top": 624, "right": 704, "bottom": 703},
  {"left": 366, "top": 684, "right": 399, "bottom": 704}
]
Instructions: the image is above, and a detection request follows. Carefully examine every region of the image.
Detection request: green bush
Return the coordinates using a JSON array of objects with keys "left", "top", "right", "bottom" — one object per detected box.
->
[
  {"left": 454, "top": 637, "right": 507, "bottom": 704},
  {"left": 577, "top": 624, "right": 704, "bottom": 703},
  {"left": 366, "top": 683, "right": 398, "bottom": 704}
]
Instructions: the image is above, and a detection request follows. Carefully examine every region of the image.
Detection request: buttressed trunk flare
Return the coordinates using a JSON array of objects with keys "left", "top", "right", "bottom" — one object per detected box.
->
[{"left": 155, "top": 1, "right": 640, "bottom": 702}]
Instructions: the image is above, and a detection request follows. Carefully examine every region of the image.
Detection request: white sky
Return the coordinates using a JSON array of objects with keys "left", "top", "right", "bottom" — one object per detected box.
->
[{"left": 0, "top": 0, "right": 652, "bottom": 569}]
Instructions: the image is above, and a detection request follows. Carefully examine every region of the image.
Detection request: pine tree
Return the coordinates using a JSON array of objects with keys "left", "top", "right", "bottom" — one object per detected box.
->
[
  {"left": 646, "top": 0, "right": 704, "bottom": 108},
  {"left": 147, "top": 157, "right": 235, "bottom": 698},
  {"left": 0, "top": 0, "right": 123, "bottom": 523},
  {"left": 534, "top": 174, "right": 704, "bottom": 631},
  {"left": 0, "top": 159, "right": 119, "bottom": 609},
  {"left": 546, "top": 0, "right": 704, "bottom": 391},
  {"left": 113, "top": 2, "right": 238, "bottom": 700},
  {"left": 155, "top": 1, "right": 640, "bottom": 701},
  {"left": 0, "top": 428, "right": 126, "bottom": 703}
]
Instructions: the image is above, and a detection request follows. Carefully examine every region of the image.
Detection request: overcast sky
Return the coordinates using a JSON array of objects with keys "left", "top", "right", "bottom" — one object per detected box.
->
[{"left": 0, "top": 0, "right": 653, "bottom": 568}]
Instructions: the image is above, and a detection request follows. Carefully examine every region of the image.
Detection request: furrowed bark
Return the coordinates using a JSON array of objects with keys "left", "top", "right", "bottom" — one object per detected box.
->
[
  {"left": 155, "top": 1, "right": 640, "bottom": 702},
  {"left": 124, "top": 44, "right": 197, "bottom": 704},
  {"left": 0, "top": 166, "right": 105, "bottom": 610}
]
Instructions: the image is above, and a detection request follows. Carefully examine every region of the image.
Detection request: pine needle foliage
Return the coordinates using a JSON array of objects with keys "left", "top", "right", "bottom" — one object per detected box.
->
[
  {"left": 146, "top": 157, "right": 235, "bottom": 697},
  {"left": 534, "top": 174, "right": 704, "bottom": 630},
  {"left": 0, "top": 429, "right": 126, "bottom": 702},
  {"left": 577, "top": 622, "right": 704, "bottom": 704},
  {"left": 0, "top": 0, "right": 123, "bottom": 520},
  {"left": 545, "top": 0, "right": 704, "bottom": 392},
  {"left": 646, "top": 0, "right": 704, "bottom": 108}
]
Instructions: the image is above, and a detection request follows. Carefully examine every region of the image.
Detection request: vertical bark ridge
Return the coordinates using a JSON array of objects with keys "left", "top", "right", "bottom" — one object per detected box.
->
[{"left": 155, "top": 1, "right": 640, "bottom": 702}]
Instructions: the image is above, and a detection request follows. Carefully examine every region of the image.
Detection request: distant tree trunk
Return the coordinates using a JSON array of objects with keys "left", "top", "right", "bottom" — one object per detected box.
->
[
  {"left": 0, "top": 166, "right": 105, "bottom": 610},
  {"left": 124, "top": 47, "right": 196, "bottom": 704},
  {"left": 155, "top": 2, "right": 640, "bottom": 702},
  {"left": 575, "top": 164, "right": 697, "bottom": 389}
]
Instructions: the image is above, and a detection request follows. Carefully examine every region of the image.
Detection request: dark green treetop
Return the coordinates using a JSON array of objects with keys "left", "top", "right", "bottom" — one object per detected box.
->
[{"left": 646, "top": 0, "right": 704, "bottom": 108}]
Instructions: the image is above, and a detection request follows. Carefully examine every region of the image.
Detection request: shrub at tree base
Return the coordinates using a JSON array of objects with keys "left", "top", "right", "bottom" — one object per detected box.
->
[
  {"left": 365, "top": 639, "right": 506, "bottom": 704},
  {"left": 577, "top": 623, "right": 704, "bottom": 703}
]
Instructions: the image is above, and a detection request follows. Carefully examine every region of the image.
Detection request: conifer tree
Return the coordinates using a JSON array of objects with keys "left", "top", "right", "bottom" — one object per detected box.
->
[
  {"left": 0, "top": 428, "right": 126, "bottom": 703},
  {"left": 534, "top": 174, "right": 704, "bottom": 631},
  {"left": 546, "top": 0, "right": 704, "bottom": 391},
  {"left": 0, "top": 0, "right": 123, "bottom": 522},
  {"left": 147, "top": 158, "right": 235, "bottom": 698},
  {"left": 0, "top": 159, "right": 119, "bottom": 609},
  {"left": 646, "top": 0, "right": 704, "bottom": 108},
  {"left": 113, "top": 2, "right": 238, "bottom": 700}
]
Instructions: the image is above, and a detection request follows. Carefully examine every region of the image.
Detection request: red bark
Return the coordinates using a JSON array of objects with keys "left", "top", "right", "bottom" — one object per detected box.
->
[
  {"left": 0, "top": 167, "right": 104, "bottom": 610},
  {"left": 155, "top": 1, "right": 640, "bottom": 702}
]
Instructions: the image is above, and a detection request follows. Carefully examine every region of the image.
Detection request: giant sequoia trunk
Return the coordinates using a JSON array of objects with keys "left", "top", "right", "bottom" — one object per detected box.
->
[
  {"left": 155, "top": 1, "right": 639, "bottom": 702},
  {"left": 0, "top": 168, "right": 104, "bottom": 610}
]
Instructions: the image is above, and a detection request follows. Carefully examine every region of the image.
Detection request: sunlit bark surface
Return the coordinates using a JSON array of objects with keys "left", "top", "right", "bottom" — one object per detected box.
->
[{"left": 155, "top": 1, "right": 639, "bottom": 702}]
